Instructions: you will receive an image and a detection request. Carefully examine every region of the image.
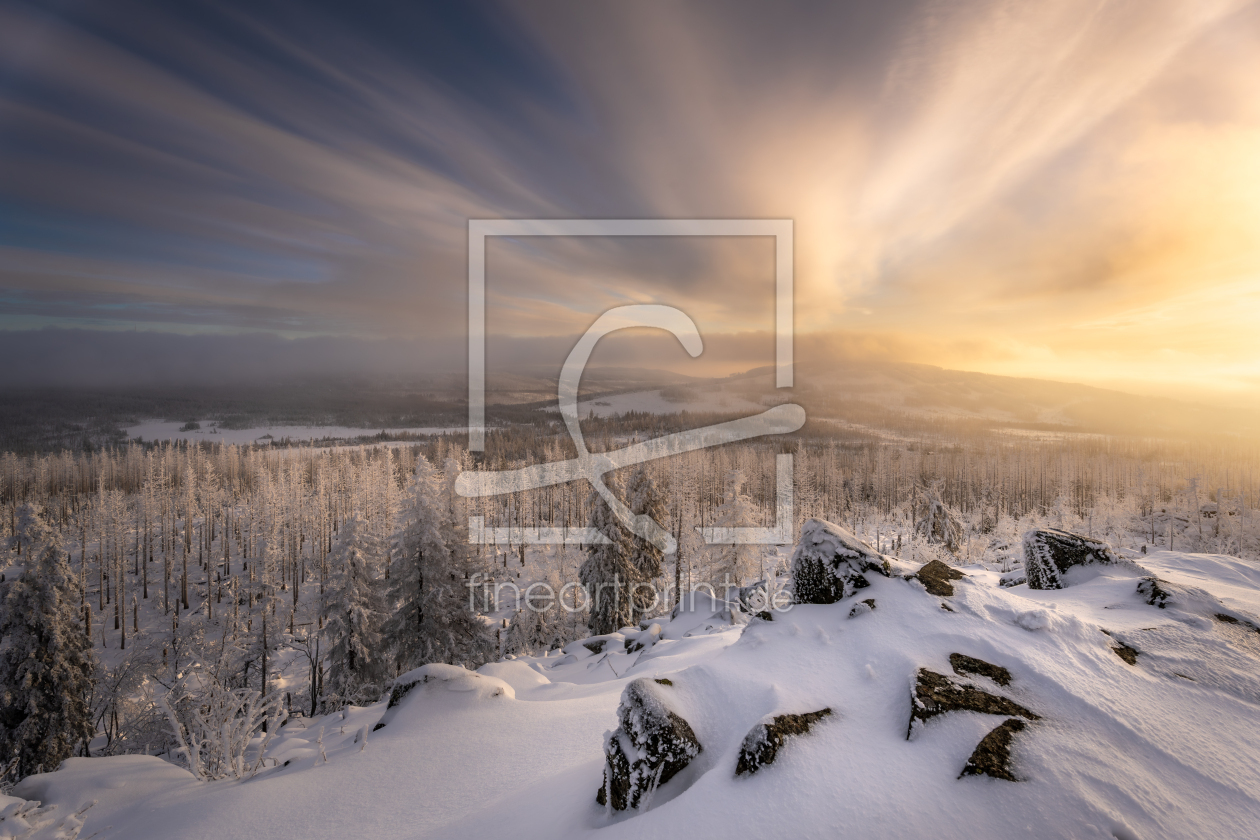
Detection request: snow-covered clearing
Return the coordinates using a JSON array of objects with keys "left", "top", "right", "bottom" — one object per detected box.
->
[{"left": 14, "top": 542, "right": 1260, "bottom": 840}]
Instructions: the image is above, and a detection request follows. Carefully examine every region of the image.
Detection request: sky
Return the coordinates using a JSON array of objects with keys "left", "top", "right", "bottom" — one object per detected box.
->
[{"left": 1, "top": 0, "right": 1259, "bottom": 405}]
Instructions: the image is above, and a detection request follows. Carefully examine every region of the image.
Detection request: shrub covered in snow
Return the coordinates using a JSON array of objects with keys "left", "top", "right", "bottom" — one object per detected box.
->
[{"left": 156, "top": 670, "right": 284, "bottom": 781}]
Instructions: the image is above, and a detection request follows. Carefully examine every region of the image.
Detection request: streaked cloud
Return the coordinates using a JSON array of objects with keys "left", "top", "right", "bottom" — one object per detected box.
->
[{"left": 1, "top": 0, "right": 1258, "bottom": 404}]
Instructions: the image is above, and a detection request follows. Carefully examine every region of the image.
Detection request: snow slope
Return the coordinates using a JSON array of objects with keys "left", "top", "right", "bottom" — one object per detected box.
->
[{"left": 13, "top": 545, "right": 1260, "bottom": 840}]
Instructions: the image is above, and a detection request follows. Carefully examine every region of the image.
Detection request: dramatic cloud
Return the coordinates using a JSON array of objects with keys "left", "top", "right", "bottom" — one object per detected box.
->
[{"left": 1, "top": 0, "right": 1257, "bottom": 403}]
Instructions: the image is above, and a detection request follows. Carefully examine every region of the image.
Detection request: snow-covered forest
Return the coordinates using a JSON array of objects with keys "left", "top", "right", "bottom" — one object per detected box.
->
[{"left": 2, "top": 427, "right": 1259, "bottom": 787}]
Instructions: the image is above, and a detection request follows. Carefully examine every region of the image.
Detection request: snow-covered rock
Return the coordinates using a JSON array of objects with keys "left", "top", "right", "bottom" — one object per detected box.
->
[
  {"left": 597, "top": 677, "right": 702, "bottom": 811},
  {"left": 735, "top": 708, "right": 832, "bottom": 776},
  {"left": 791, "top": 518, "right": 892, "bottom": 604},
  {"left": 1021, "top": 528, "right": 1135, "bottom": 589},
  {"left": 907, "top": 668, "right": 1039, "bottom": 739},
  {"left": 958, "top": 718, "right": 1026, "bottom": 782},
  {"left": 373, "top": 664, "right": 514, "bottom": 731},
  {"left": 476, "top": 660, "right": 552, "bottom": 693},
  {"left": 623, "top": 623, "right": 663, "bottom": 653},
  {"left": 998, "top": 567, "right": 1027, "bottom": 587}
]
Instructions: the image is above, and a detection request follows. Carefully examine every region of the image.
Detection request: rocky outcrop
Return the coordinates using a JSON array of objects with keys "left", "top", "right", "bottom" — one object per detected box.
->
[
  {"left": 1137, "top": 577, "right": 1174, "bottom": 608},
  {"left": 1112, "top": 643, "right": 1139, "bottom": 665},
  {"left": 959, "top": 718, "right": 1026, "bottom": 781},
  {"left": 1214, "top": 613, "right": 1260, "bottom": 633},
  {"left": 1022, "top": 529, "right": 1130, "bottom": 590},
  {"left": 908, "top": 669, "right": 1039, "bottom": 739},
  {"left": 913, "top": 560, "right": 966, "bottom": 597},
  {"left": 949, "top": 653, "right": 1012, "bottom": 687},
  {"left": 791, "top": 519, "right": 891, "bottom": 605},
  {"left": 736, "top": 708, "right": 833, "bottom": 776},
  {"left": 597, "top": 677, "right": 701, "bottom": 810}
]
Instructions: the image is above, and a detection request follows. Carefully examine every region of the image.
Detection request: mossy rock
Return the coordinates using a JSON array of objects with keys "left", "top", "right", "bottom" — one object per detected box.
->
[
  {"left": 949, "top": 653, "right": 1012, "bottom": 687},
  {"left": 914, "top": 560, "right": 965, "bottom": 597},
  {"left": 908, "top": 669, "right": 1039, "bottom": 739},
  {"left": 736, "top": 708, "right": 833, "bottom": 776},
  {"left": 959, "top": 718, "right": 1026, "bottom": 782}
]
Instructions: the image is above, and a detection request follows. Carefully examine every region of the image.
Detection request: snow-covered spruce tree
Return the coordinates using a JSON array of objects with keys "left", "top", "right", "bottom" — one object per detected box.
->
[
  {"left": 0, "top": 504, "right": 97, "bottom": 782},
  {"left": 382, "top": 455, "right": 493, "bottom": 672},
  {"left": 706, "top": 469, "right": 761, "bottom": 588},
  {"left": 625, "top": 466, "right": 666, "bottom": 623},
  {"left": 579, "top": 474, "right": 638, "bottom": 636},
  {"left": 505, "top": 571, "right": 565, "bottom": 655},
  {"left": 322, "top": 514, "right": 386, "bottom": 707}
]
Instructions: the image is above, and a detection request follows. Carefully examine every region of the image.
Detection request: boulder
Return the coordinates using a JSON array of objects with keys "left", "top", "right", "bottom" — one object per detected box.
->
[
  {"left": 848, "top": 598, "right": 877, "bottom": 618},
  {"left": 913, "top": 560, "right": 966, "bottom": 596},
  {"left": 624, "top": 623, "right": 663, "bottom": 653},
  {"left": 959, "top": 718, "right": 1026, "bottom": 781},
  {"left": 373, "top": 664, "right": 513, "bottom": 731},
  {"left": 949, "top": 653, "right": 1012, "bottom": 687},
  {"left": 908, "top": 669, "right": 1039, "bottom": 739},
  {"left": 1022, "top": 528, "right": 1130, "bottom": 590},
  {"left": 562, "top": 633, "right": 626, "bottom": 657},
  {"left": 998, "top": 568, "right": 1027, "bottom": 588},
  {"left": 736, "top": 708, "right": 833, "bottom": 776},
  {"left": 791, "top": 519, "right": 891, "bottom": 605},
  {"left": 597, "top": 677, "right": 701, "bottom": 810},
  {"left": 1112, "top": 643, "right": 1139, "bottom": 665}
]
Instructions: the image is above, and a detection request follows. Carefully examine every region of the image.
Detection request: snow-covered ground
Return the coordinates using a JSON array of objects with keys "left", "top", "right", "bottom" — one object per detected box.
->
[
  {"left": 125, "top": 420, "right": 464, "bottom": 445},
  {"left": 11, "top": 538, "right": 1260, "bottom": 840},
  {"left": 541, "top": 388, "right": 767, "bottom": 417}
]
